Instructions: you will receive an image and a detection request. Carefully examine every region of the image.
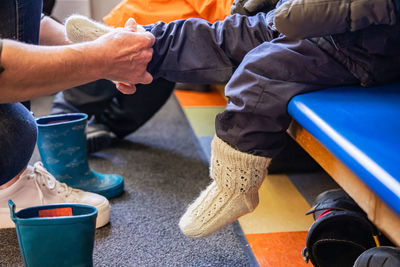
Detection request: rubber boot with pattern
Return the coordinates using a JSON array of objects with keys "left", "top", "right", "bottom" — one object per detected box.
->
[{"left": 36, "top": 113, "right": 124, "bottom": 199}]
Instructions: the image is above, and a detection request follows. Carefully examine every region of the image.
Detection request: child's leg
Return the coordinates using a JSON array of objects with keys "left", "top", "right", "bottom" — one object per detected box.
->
[
  {"left": 216, "top": 36, "right": 360, "bottom": 158},
  {"left": 66, "top": 13, "right": 360, "bottom": 236},
  {"left": 179, "top": 37, "right": 360, "bottom": 238},
  {"left": 146, "top": 13, "right": 279, "bottom": 84}
]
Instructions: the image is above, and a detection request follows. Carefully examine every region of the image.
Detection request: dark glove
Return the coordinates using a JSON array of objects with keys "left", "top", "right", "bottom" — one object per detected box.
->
[{"left": 231, "top": 0, "right": 278, "bottom": 16}]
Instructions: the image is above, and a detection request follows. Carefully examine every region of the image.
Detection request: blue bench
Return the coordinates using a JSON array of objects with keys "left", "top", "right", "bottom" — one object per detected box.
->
[{"left": 287, "top": 82, "right": 400, "bottom": 245}]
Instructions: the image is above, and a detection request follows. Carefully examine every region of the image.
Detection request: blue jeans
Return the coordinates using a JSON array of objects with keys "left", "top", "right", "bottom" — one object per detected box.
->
[
  {"left": 0, "top": 0, "right": 42, "bottom": 185},
  {"left": 0, "top": 0, "right": 42, "bottom": 44}
]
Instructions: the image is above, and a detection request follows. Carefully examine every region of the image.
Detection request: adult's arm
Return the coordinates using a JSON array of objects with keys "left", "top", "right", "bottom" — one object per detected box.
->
[
  {"left": 274, "top": 0, "right": 400, "bottom": 39},
  {"left": 0, "top": 40, "right": 4, "bottom": 73},
  {"left": 0, "top": 29, "right": 155, "bottom": 103},
  {"left": 39, "top": 15, "right": 72, "bottom": 45},
  {"left": 38, "top": 15, "right": 143, "bottom": 92}
]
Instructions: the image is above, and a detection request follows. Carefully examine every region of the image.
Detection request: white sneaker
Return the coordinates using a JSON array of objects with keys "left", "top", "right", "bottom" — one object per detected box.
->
[{"left": 0, "top": 162, "right": 110, "bottom": 228}]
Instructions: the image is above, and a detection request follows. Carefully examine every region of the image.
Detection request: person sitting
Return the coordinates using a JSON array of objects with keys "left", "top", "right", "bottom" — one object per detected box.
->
[{"left": 64, "top": 0, "right": 400, "bottom": 237}]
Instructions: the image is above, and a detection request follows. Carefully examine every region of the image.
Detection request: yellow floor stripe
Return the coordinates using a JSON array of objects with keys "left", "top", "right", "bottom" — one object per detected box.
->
[
  {"left": 239, "top": 174, "right": 314, "bottom": 234},
  {"left": 182, "top": 107, "right": 225, "bottom": 137}
]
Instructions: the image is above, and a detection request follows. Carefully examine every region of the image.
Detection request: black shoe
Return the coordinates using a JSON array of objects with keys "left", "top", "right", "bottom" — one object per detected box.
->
[
  {"left": 86, "top": 117, "right": 113, "bottom": 153},
  {"left": 302, "top": 189, "right": 378, "bottom": 267},
  {"left": 354, "top": 246, "right": 400, "bottom": 267}
]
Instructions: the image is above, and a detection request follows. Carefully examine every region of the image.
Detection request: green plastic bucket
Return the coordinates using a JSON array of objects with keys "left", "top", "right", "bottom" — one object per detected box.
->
[{"left": 9, "top": 200, "right": 97, "bottom": 267}]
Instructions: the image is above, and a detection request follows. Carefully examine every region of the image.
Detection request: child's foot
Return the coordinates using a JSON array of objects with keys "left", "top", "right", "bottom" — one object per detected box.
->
[
  {"left": 0, "top": 162, "right": 110, "bottom": 228},
  {"left": 179, "top": 180, "right": 261, "bottom": 238},
  {"left": 65, "top": 14, "right": 146, "bottom": 43},
  {"left": 179, "top": 135, "right": 271, "bottom": 238}
]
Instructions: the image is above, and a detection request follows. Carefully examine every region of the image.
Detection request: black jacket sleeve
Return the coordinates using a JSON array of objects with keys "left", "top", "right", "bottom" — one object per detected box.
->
[{"left": 274, "top": 0, "right": 400, "bottom": 39}]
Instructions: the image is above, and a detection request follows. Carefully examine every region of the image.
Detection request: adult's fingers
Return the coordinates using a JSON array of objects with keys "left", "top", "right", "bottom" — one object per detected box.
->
[
  {"left": 138, "top": 47, "right": 154, "bottom": 64},
  {"left": 116, "top": 82, "right": 137, "bottom": 94},
  {"left": 139, "top": 72, "right": 153, "bottom": 85},
  {"left": 145, "top": 32, "right": 155, "bottom": 46},
  {"left": 125, "top": 18, "right": 138, "bottom": 32},
  {"left": 134, "top": 32, "right": 155, "bottom": 47}
]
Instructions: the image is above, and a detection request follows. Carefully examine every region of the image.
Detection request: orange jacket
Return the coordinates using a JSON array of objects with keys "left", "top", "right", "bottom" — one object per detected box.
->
[{"left": 103, "top": 0, "right": 233, "bottom": 27}]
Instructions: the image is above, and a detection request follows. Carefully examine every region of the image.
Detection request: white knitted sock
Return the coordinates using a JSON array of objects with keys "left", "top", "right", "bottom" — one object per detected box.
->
[
  {"left": 179, "top": 135, "right": 271, "bottom": 238},
  {"left": 65, "top": 14, "right": 146, "bottom": 43}
]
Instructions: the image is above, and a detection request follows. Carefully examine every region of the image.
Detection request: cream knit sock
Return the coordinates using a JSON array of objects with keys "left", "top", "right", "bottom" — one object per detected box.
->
[
  {"left": 65, "top": 14, "right": 146, "bottom": 43},
  {"left": 179, "top": 135, "right": 271, "bottom": 238}
]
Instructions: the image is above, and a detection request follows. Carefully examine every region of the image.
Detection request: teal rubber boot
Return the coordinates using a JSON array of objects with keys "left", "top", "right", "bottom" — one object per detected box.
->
[
  {"left": 36, "top": 113, "right": 124, "bottom": 199},
  {"left": 9, "top": 200, "right": 97, "bottom": 267}
]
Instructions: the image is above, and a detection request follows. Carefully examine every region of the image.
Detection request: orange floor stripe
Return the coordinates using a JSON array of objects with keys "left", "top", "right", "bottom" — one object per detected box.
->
[
  {"left": 246, "top": 232, "right": 309, "bottom": 267},
  {"left": 174, "top": 90, "right": 227, "bottom": 107}
]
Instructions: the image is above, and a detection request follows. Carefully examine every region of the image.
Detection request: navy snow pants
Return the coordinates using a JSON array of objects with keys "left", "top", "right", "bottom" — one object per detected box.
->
[{"left": 146, "top": 13, "right": 359, "bottom": 157}]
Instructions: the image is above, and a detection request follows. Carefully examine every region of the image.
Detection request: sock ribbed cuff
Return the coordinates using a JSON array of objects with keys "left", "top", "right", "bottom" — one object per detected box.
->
[
  {"left": 210, "top": 135, "right": 271, "bottom": 193},
  {"left": 211, "top": 135, "right": 271, "bottom": 169}
]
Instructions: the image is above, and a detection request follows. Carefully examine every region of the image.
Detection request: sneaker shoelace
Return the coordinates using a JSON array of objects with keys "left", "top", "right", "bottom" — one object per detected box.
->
[{"left": 29, "top": 162, "right": 80, "bottom": 203}]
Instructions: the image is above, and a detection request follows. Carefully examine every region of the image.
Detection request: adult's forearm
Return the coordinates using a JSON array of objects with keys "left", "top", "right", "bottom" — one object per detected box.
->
[
  {"left": 0, "top": 40, "right": 4, "bottom": 73},
  {"left": 40, "top": 16, "right": 71, "bottom": 46},
  {"left": 0, "top": 24, "right": 154, "bottom": 102},
  {"left": 0, "top": 39, "right": 101, "bottom": 103}
]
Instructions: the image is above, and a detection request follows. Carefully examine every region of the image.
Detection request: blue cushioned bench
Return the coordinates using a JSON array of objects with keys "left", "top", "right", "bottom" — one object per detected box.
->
[{"left": 287, "top": 83, "right": 400, "bottom": 245}]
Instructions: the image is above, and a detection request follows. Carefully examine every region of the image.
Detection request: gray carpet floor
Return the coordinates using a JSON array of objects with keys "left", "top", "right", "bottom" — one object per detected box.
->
[{"left": 0, "top": 95, "right": 251, "bottom": 266}]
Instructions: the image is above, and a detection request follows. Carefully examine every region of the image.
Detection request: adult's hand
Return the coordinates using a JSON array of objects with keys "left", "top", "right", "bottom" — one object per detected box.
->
[
  {"left": 0, "top": 17, "right": 154, "bottom": 102},
  {"left": 87, "top": 18, "right": 155, "bottom": 94},
  {"left": 0, "top": 27, "right": 154, "bottom": 102},
  {"left": 115, "top": 18, "right": 152, "bottom": 94}
]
